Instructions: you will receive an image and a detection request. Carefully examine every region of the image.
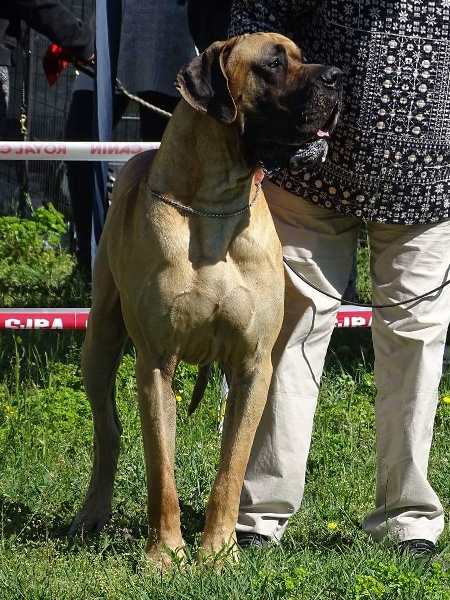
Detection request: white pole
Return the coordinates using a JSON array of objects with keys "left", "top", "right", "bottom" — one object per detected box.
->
[{"left": 0, "top": 141, "right": 160, "bottom": 161}]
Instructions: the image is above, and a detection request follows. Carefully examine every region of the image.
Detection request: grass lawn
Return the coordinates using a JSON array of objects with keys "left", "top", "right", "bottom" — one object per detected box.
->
[
  {"left": 1, "top": 217, "right": 450, "bottom": 598},
  {"left": 1, "top": 327, "right": 449, "bottom": 599}
]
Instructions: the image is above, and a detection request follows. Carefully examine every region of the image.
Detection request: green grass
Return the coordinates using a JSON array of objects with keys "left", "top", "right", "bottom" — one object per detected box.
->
[
  {"left": 1, "top": 216, "right": 450, "bottom": 598},
  {"left": 1, "top": 328, "right": 450, "bottom": 599}
]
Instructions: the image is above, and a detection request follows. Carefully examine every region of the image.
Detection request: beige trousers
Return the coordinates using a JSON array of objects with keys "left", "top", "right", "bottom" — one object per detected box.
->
[{"left": 237, "top": 180, "right": 450, "bottom": 544}]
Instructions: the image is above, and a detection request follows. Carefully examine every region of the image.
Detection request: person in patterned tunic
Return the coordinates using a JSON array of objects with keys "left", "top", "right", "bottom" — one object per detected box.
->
[{"left": 229, "top": 0, "right": 450, "bottom": 558}]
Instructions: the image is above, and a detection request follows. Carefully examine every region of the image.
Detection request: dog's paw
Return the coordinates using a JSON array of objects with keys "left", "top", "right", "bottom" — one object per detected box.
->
[
  {"left": 145, "top": 542, "right": 186, "bottom": 570},
  {"left": 197, "top": 532, "right": 239, "bottom": 569},
  {"left": 197, "top": 544, "right": 239, "bottom": 570},
  {"left": 68, "top": 506, "right": 112, "bottom": 537}
]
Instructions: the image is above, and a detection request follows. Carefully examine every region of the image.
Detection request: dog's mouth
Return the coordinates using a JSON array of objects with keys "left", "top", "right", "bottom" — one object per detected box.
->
[
  {"left": 289, "top": 102, "right": 340, "bottom": 170},
  {"left": 315, "top": 101, "right": 340, "bottom": 140},
  {"left": 258, "top": 101, "right": 340, "bottom": 174}
]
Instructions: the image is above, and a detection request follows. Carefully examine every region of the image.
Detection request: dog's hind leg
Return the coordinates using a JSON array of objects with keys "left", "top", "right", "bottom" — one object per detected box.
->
[
  {"left": 70, "top": 248, "right": 128, "bottom": 536},
  {"left": 200, "top": 354, "right": 273, "bottom": 561},
  {"left": 134, "top": 353, "right": 185, "bottom": 568}
]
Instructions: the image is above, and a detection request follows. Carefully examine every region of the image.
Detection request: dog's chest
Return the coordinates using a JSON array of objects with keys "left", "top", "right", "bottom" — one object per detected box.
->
[
  {"left": 170, "top": 283, "right": 255, "bottom": 334},
  {"left": 161, "top": 280, "right": 258, "bottom": 364}
]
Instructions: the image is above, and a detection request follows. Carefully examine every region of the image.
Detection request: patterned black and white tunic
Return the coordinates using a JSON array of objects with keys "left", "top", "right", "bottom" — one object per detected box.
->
[{"left": 229, "top": 1, "right": 450, "bottom": 224}]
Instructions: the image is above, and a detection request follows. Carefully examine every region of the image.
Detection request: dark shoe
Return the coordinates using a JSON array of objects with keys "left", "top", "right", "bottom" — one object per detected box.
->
[
  {"left": 236, "top": 532, "right": 270, "bottom": 549},
  {"left": 397, "top": 539, "right": 436, "bottom": 559}
]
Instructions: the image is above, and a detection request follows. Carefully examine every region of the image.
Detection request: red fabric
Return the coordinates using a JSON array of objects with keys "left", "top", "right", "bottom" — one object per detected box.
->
[{"left": 42, "top": 44, "right": 73, "bottom": 86}]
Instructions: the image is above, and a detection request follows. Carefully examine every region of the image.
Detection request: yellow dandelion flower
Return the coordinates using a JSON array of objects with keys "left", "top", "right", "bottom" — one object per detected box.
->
[
  {"left": 443, "top": 397, "right": 450, "bottom": 404},
  {"left": 327, "top": 522, "right": 338, "bottom": 531},
  {"left": 217, "top": 404, "right": 226, "bottom": 423},
  {"left": 176, "top": 395, "right": 182, "bottom": 403}
]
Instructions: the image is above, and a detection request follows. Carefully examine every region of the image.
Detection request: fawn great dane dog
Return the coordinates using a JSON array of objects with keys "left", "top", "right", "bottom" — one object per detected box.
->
[{"left": 70, "top": 32, "right": 342, "bottom": 566}]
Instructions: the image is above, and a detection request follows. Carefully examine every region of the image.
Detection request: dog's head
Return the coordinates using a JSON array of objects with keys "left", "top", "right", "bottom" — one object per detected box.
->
[{"left": 175, "top": 32, "right": 342, "bottom": 171}]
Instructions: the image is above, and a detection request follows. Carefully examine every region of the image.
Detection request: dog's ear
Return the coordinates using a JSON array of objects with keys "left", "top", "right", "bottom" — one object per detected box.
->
[{"left": 175, "top": 41, "right": 237, "bottom": 125}]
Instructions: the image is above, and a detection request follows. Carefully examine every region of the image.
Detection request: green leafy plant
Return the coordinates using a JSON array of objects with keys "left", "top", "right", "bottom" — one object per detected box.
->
[
  {"left": 253, "top": 566, "right": 307, "bottom": 599},
  {"left": 0, "top": 203, "right": 89, "bottom": 307}
]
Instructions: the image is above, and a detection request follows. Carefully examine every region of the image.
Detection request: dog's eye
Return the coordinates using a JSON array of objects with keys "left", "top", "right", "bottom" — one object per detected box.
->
[{"left": 266, "top": 58, "right": 281, "bottom": 68}]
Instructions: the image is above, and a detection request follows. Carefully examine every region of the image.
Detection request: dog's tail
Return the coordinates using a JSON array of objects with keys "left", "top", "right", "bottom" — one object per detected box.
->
[{"left": 188, "top": 363, "right": 213, "bottom": 416}]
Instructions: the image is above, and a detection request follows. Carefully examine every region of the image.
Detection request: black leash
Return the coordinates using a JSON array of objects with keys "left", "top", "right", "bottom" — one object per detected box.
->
[
  {"left": 17, "top": 26, "right": 33, "bottom": 218},
  {"left": 283, "top": 257, "right": 450, "bottom": 309},
  {"left": 74, "top": 62, "right": 172, "bottom": 118}
]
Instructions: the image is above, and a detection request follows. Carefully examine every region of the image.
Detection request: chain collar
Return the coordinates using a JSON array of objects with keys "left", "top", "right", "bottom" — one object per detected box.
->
[{"left": 148, "top": 183, "right": 261, "bottom": 218}]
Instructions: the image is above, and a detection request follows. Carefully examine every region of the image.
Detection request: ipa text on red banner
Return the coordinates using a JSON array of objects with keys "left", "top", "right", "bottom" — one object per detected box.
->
[
  {"left": 0, "top": 309, "right": 89, "bottom": 330},
  {"left": 335, "top": 306, "right": 372, "bottom": 328}
]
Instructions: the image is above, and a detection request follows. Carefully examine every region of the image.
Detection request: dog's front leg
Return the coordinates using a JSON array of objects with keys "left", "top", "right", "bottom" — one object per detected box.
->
[
  {"left": 136, "top": 355, "right": 185, "bottom": 568},
  {"left": 200, "top": 354, "right": 273, "bottom": 562},
  {"left": 70, "top": 270, "right": 127, "bottom": 536}
]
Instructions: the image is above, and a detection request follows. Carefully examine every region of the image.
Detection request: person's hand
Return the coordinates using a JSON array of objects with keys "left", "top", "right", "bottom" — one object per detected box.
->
[
  {"left": 77, "top": 54, "right": 95, "bottom": 65},
  {"left": 72, "top": 55, "right": 95, "bottom": 79},
  {"left": 42, "top": 44, "right": 73, "bottom": 86},
  {"left": 43, "top": 45, "right": 95, "bottom": 85}
]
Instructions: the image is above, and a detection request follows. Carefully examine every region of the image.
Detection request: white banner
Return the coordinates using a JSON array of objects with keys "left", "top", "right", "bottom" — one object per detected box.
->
[{"left": 0, "top": 141, "right": 160, "bottom": 161}]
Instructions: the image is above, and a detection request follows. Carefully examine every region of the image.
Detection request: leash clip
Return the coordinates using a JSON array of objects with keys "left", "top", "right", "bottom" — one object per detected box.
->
[{"left": 19, "top": 113, "right": 27, "bottom": 136}]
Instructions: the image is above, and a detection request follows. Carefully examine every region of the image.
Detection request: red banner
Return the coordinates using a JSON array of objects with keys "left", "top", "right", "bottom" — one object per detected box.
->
[
  {"left": 0, "top": 306, "right": 372, "bottom": 330},
  {"left": 0, "top": 309, "right": 89, "bottom": 330},
  {"left": 334, "top": 306, "right": 372, "bottom": 328}
]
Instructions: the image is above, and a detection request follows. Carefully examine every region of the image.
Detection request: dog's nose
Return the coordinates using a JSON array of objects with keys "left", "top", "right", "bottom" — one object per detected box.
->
[{"left": 320, "top": 66, "right": 343, "bottom": 89}]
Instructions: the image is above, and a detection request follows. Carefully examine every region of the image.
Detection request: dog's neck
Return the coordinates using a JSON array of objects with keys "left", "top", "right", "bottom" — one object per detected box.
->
[{"left": 147, "top": 101, "right": 258, "bottom": 210}]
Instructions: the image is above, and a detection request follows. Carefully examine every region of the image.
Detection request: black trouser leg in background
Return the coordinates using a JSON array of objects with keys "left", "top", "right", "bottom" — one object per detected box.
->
[{"left": 64, "top": 89, "right": 179, "bottom": 279}]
